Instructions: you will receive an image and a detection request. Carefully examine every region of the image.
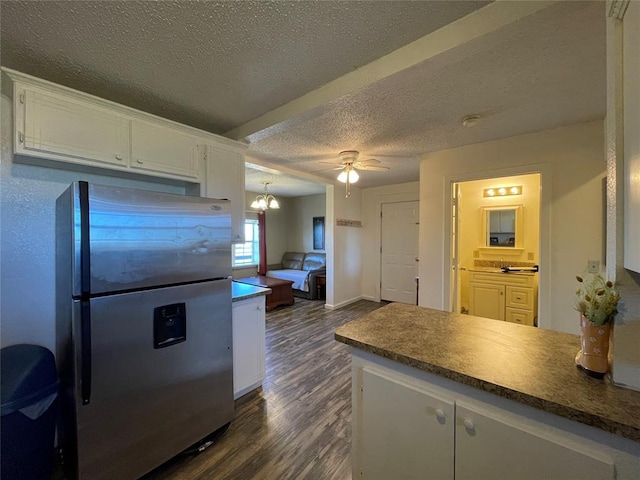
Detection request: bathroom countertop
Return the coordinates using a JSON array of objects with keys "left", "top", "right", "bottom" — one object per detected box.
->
[
  {"left": 466, "top": 266, "right": 536, "bottom": 274},
  {"left": 232, "top": 281, "right": 270, "bottom": 302},
  {"left": 334, "top": 303, "right": 640, "bottom": 442}
]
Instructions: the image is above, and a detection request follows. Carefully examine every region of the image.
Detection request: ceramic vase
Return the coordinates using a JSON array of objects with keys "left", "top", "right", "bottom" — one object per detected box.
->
[{"left": 575, "top": 314, "right": 612, "bottom": 378}]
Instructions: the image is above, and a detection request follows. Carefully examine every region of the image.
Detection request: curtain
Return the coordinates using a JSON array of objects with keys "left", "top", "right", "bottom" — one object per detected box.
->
[{"left": 258, "top": 211, "right": 267, "bottom": 275}]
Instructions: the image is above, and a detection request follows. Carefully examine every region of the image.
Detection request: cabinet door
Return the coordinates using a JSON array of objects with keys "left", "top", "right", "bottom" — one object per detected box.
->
[
  {"left": 232, "top": 297, "right": 266, "bottom": 399},
  {"left": 131, "top": 120, "right": 200, "bottom": 180},
  {"left": 455, "top": 403, "right": 614, "bottom": 480},
  {"left": 469, "top": 282, "right": 505, "bottom": 320},
  {"left": 355, "top": 368, "right": 454, "bottom": 480},
  {"left": 505, "top": 307, "right": 534, "bottom": 326},
  {"left": 18, "top": 86, "right": 129, "bottom": 168},
  {"left": 204, "top": 145, "right": 246, "bottom": 243}
]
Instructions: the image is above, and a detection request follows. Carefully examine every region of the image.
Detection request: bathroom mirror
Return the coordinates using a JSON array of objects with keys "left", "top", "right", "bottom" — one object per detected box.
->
[{"left": 482, "top": 205, "right": 523, "bottom": 249}]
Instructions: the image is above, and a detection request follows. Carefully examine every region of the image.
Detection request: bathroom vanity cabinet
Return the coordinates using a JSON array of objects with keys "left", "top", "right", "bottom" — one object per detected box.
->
[{"left": 468, "top": 270, "right": 537, "bottom": 326}]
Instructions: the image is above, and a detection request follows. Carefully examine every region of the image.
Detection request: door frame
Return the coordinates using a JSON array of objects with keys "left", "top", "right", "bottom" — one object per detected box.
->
[{"left": 444, "top": 164, "right": 551, "bottom": 329}]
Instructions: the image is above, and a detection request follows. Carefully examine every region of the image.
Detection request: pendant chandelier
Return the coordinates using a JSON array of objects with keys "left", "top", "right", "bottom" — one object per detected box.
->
[{"left": 251, "top": 181, "right": 280, "bottom": 210}]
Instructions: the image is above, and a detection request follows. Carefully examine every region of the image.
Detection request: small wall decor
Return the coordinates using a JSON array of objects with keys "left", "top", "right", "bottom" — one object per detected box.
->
[
  {"left": 336, "top": 218, "right": 362, "bottom": 227},
  {"left": 313, "top": 216, "right": 325, "bottom": 250}
]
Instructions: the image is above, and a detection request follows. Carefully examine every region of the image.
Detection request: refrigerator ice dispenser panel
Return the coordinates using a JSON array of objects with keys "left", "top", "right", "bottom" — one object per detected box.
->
[{"left": 154, "top": 303, "right": 186, "bottom": 349}]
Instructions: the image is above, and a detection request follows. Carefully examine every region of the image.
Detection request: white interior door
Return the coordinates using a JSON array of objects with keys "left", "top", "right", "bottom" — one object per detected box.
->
[{"left": 381, "top": 201, "right": 419, "bottom": 304}]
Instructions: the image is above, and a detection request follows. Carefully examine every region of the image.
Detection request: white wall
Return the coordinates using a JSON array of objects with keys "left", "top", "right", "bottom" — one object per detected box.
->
[
  {"left": 326, "top": 184, "right": 363, "bottom": 309},
  {"left": 419, "top": 121, "right": 606, "bottom": 335},
  {"left": 361, "top": 182, "right": 420, "bottom": 301},
  {"left": 0, "top": 91, "right": 186, "bottom": 354}
]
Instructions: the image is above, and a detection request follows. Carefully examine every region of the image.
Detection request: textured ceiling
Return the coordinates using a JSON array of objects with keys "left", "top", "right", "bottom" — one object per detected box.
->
[{"left": 1, "top": 1, "right": 606, "bottom": 193}]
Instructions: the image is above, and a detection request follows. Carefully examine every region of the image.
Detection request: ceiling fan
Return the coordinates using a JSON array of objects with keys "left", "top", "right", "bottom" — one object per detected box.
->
[{"left": 315, "top": 151, "right": 390, "bottom": 197}]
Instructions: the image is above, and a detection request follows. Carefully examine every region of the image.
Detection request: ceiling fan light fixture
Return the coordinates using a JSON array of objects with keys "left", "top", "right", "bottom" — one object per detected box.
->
[{"left": 337, "top": 166, "right": 359, "bottom": 184}]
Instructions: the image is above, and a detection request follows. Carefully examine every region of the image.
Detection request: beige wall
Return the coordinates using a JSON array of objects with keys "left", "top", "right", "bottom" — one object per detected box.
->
[
  {"left": 288, "top": 194, "right": 326, "bottom": 253},
  {"left": 419, "top": 120, "right": 606, "bottom": 335},
  {"left": 361, "top": 182, "right": 420, "bottom": 301}
]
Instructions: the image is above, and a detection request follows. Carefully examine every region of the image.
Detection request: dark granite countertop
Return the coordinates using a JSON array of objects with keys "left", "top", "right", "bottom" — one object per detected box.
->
[
  {"left": 232, "top": 281, "right": 270, "bottom": 302},
  {"left": 335, "top": 303, "right": 640, "bottom": 442}
]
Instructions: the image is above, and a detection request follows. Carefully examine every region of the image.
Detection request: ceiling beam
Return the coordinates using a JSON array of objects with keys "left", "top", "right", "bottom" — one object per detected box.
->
[{"left": 225, "top": 0, "right": 560, "bottom": 142}]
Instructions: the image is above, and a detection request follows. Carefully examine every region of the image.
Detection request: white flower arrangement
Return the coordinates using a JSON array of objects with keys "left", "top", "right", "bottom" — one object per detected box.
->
[{"left": 575, "top": 273, "right": 620, "bottom": 326}]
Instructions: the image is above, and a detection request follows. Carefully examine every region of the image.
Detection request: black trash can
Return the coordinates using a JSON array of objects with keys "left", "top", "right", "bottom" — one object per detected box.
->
[{"left": 1, "top": 344, "right": 59, "bottom": 480}]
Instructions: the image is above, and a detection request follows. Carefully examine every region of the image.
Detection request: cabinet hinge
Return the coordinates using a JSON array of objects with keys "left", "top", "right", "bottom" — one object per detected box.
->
[
  {"left": 380, "top": 211, "right": 383, "bottom": 218},
  {"left": 18, "top": 132, "right": 24, "bottom": 143},
  {"left": 380, "top": 246, "right": 382, "bottom": 254},
  {"left": 19, "top": 93, "right": 25, "bottom": 104}
]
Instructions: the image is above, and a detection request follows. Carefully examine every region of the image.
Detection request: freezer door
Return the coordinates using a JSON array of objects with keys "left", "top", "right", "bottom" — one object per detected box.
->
[
  {"left": 72, "top": 182, "right": 232, "bottom": 295},
  {"left": 72, "top": 280, "right": 233, "bottom": 480}
]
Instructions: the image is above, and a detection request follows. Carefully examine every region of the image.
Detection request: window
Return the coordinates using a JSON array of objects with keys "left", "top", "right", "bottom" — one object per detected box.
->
[{"left": 232, "top": 219, "right": 259, "bottom": 267}]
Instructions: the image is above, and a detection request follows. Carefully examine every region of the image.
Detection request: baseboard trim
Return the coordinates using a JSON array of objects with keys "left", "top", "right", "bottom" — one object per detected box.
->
[{"left": 324, "top": 295, "right": 363, "bottom": 310}]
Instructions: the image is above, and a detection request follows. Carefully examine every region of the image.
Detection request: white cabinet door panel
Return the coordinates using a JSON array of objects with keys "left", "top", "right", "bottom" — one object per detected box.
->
[
  {"left": 357, "top": 368, "right": 454, "bottom": 480},
  {"left": 131, "top": 120, "right": 200, "bottom": 180},
  {"left": 20, "top": 86, "right": 129, "bottom": 168},
  {"left": 455, "top": 403, "right": 614, "bottom": 480},
  {"left": 204, "top": 146, "right": 245, "bottom": 243},
  {"left": 232, "top": 296, "right": 266, "bottom": 399}
]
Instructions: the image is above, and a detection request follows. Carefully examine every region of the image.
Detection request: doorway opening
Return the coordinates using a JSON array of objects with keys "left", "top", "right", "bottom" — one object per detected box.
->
[{"left": 451, "top": 173, "right": 541, "bottom": 326}]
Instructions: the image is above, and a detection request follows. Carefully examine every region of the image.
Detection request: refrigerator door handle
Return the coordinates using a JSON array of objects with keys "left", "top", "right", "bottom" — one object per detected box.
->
[
  {"left": 79, "top": 181, "right": 91, "bottom": 296},
  {"left": 81, "top": 299, "right": 92, "bottom": 405}
]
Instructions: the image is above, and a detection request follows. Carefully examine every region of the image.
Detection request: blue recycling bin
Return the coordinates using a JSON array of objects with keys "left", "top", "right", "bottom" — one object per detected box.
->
[{"left": 1, "top": 344, "right": 59, "bottom": 480}]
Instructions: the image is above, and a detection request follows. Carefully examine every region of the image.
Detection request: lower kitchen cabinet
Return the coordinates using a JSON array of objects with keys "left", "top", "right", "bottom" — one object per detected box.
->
[
  {"left": 232, "top": 296, "right": 266, "bottom": 399},
  {"left": 354, "top": 368, "right": 454, "bottom": 480},
  {"left": 352, "top": 352, "right": 632, "bottom": 480},
  {"left": 455, "top": 402, "right": 613, "bottom": 480}
]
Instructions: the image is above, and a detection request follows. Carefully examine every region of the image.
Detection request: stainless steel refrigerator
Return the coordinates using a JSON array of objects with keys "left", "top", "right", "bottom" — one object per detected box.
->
[{"left": 55, "top": 181, "right": 234, "bottom": 480}]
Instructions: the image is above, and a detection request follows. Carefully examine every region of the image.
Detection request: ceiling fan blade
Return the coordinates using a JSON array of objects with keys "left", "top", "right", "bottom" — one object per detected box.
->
[
  {"left": 356, "top": 165, "right": 390, "bottom": 172},
  {"left": 319, "top": 160, "right": 343, "bottom": 166},
  {"left": 355, "top": 158, "right": 381, "bottom": 165},
  {"left": 311, "top": 166, "right": 345, "bottom": 173}
]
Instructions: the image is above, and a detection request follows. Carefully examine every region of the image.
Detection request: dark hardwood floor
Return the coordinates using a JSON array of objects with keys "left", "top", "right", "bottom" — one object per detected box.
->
[{"left": 143, "top": 298, "right": 386, "bottom": 480}]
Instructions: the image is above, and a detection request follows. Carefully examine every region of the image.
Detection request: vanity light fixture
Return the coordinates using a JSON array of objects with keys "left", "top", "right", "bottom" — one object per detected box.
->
[
  {"left": 251, "top": 182, "right": 280, "bottom": 210},
  {"left": 483, "top": 185, "right": 522, "bottom": 197}
]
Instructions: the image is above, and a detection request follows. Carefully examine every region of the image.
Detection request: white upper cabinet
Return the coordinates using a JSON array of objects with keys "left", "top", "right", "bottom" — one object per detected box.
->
[
  {"left": 16, "top": 85, "right": 129, "bottom": 169},
  {"left": 130, "top": 119, "right": 200, "bottom": 181},
  {"left": 202, "top": 145, "right": 246, "bottom": 243},
  {"left": 4, "top": 68, "right": 245, "bottom": 188}
]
